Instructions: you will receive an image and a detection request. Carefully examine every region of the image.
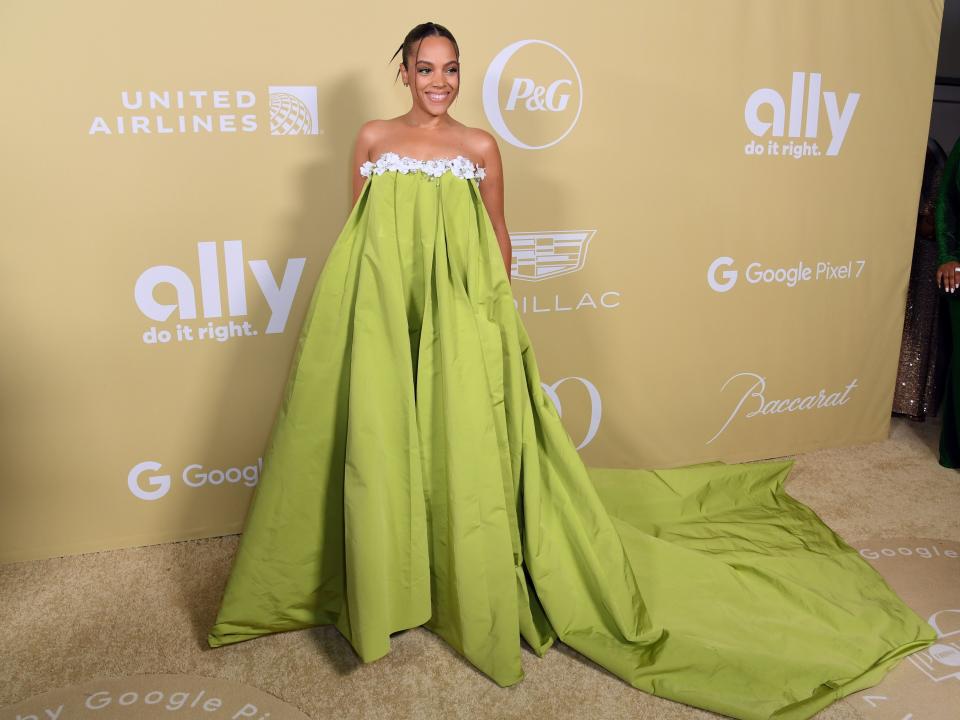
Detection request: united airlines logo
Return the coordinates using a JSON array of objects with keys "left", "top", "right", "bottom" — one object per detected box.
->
[
  {"left": 88, "top": 86, "right": 321, "bottom": 136},
  {"left": 268, "top": 86, "right": 319, "bottom": 135},
  {"left": 511, "top": 230, "right": 595, "bottom": 281}
]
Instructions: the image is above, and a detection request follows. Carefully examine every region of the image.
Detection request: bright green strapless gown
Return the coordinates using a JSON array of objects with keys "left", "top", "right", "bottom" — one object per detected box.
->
[{"left": 207, "top": 153, "right": 934, "bottom": 719}]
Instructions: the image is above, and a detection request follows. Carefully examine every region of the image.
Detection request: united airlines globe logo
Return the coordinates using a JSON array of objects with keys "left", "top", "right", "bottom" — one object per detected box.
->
[
  {"left": 482, "top": 39, "right": 583, "bottom": 149},
  {"left": 268, "top": 86, "right": 319, "bottom": 135}
]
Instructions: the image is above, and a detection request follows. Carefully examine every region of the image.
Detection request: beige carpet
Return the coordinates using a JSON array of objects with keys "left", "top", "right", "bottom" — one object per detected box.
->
[{"left": 2, "top": 416, "right": 957, "bottom": 720}]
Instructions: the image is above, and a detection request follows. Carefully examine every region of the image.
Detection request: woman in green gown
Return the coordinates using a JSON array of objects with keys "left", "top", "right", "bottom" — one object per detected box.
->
[
  {"left": 936, "top": 136, "right": 960, "bottom": 467},
  {"left": 207, "top": 21, "right": 935, "bottom": 720}
]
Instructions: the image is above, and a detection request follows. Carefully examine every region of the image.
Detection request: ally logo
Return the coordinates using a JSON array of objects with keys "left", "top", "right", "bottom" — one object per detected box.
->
[
  {"left": 482, "top": 39, "right": 583, "bottom": 150},
  {"left": 744, "top": 72, "right": 859, "bottom": 157},
  {"left": 134, "top": 240, "right": 306, "bottom": 345}
]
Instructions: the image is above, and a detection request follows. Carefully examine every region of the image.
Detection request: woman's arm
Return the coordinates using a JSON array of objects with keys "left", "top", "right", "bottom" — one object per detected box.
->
[
  {"left": 936, "top": 140, "right": 960, "bottom": 292},
  {"left": 351, "top": 121, "right": 379, "bottom": 206},
  {"left": 475, "top": 131, "right": 512, "bottom": 284}
]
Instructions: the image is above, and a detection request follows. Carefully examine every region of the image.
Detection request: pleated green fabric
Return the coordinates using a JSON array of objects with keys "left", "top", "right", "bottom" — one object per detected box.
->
[{"left": 207, "top": 164, "right": 935, "bottom": 719}]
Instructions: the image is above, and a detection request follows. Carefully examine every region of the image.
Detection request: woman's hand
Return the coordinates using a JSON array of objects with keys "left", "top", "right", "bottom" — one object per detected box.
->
[{"left": 937, "top": 261, "right": 960, "bottom": 293}]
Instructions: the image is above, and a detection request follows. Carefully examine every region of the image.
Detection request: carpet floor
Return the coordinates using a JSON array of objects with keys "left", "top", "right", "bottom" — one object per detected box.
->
[{"left": 2, "top": 416, "right": 957, "bottom": 720}]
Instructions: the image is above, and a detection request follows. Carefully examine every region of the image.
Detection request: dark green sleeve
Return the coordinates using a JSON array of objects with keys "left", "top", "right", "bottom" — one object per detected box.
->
[{"left": 937, "top": 139, "right": 960, "bottom": 266}]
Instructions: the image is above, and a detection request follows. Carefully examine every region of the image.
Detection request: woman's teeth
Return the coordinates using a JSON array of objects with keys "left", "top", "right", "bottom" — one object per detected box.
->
[{"left": 427, "top": 92, "right": 449, "bottom": 102}]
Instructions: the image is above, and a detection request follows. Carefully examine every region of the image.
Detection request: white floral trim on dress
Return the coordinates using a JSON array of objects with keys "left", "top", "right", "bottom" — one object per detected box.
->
[{"left": 359, "top": 151, "right": 486, "bottom": 181}]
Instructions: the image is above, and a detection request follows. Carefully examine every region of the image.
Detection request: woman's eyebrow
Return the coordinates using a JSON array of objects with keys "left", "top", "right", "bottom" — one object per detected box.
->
[{"left": 415, "top": 60, "right": 459, "bottom": 66}]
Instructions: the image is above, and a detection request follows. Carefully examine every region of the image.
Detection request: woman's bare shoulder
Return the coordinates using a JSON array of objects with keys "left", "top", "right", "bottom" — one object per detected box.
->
[
  {"left": 354, "top": 118, "right": 405, "bottom": 161},
  {"left": 462, "top": 126, "right": 501, "bottom": 165},
  {"left": 355, "top": 117, "right": 396, "bottom": 142}
]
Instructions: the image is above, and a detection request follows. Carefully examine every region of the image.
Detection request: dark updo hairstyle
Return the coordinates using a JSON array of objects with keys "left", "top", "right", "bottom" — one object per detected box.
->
[{"left": 391, "top": 22, "right": 460, "bottom": 84}]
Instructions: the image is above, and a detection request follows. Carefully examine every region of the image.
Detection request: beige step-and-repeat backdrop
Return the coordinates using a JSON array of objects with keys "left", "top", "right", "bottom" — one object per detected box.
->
[{"left": 0, "top": 1, "right": 944, "bottom": 563}]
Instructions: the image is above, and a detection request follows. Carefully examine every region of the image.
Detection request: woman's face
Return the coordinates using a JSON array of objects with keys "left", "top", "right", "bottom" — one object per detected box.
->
[{"left": 400, "top": 35, "right": 459, "bottom": 116}]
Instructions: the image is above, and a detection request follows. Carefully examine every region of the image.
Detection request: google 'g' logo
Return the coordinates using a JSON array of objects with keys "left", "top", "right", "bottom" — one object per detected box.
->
[{"left": 707, "top": 256, "right": 738, "bottom": 293}]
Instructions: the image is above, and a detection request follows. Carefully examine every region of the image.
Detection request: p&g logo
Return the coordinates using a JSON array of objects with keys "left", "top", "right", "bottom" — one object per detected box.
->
[{"left": 482, "top": 39, "right": 583, "bottom": 149}]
